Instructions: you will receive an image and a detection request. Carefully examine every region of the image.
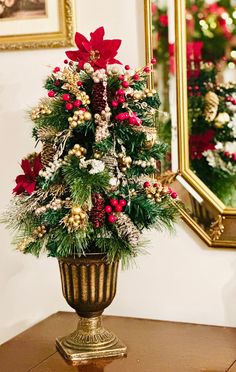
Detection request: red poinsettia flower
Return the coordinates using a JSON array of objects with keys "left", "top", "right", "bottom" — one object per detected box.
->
[
  {"left": 66, "top": 27, "right": 122, "bottom": 70},
  {"left": 13, "top": 154, "right": 42, "bottom": 195},
  {"left": 189, "top": 130, "right": 215, "bottom": 160}
]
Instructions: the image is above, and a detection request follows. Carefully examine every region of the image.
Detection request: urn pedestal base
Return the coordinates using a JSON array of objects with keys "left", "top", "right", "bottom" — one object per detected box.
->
[{"left": 56, "top": 315, "right": 127, "bottom": 361}]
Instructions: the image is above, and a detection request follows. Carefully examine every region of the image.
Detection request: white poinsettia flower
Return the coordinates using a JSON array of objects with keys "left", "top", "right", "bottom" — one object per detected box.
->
[
  {"left": 214, "top": 112, "right": 230, "bottom": 128},
  {"left": 79, "top": 158, "right": 105, "bottom": 174},
  {"left": 109, "top": 177, "right": 119, "bottom": 187},
  {"left": 203, "top": 150, "right": 216, "bottom": 167},
  {"left": 225, "top": 141, "right": 236, "bottom": 154},
  {"left": 215, "top": 142, "right": 223, "bottom": 150},
  {"left": 228, "top": 114, "right": 236, "bottom": 138}
]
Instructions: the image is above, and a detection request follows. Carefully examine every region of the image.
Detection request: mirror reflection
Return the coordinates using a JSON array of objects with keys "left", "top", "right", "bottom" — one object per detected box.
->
[
  {"left": 151, "top": 0, "right": 173, "bottom": 172},
  {"left": 186, "top": 0, "right": 236, "bottom": 207}
]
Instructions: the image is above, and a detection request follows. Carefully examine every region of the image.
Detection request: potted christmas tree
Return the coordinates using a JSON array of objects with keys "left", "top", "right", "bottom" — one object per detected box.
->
[{"left": 3, "top": 27, "right": 180, "bottom": 361}]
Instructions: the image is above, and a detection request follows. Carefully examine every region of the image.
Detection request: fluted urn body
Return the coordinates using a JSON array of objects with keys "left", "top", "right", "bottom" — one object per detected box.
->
[{"left": 56, "top": 254, "right": 127, "bottom": 362}]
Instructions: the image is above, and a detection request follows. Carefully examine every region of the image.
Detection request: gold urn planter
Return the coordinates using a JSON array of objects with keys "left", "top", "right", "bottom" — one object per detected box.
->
[{"left": 56, "top": 254, "right": 127, "bottom": 362}]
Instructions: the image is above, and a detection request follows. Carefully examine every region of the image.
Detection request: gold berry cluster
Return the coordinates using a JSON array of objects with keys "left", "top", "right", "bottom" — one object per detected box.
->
[
  {"left": 68, "top": 144, "right": 87, "bottom": 158},
  {"left": 145, "top": 182, "right": 169, "bottom": 202},
  {"left": 31, "top": 104, "right": 52, "bottom": 120},
  {"left": 93, "top": 149, "right": 103, "bottom": 159},
  {"left": 33, "top": 225, "right": 47, "bottom": 238},
  {"left": 117, "top": 153, "right": 132, "bottom": 172},
  {"left": 68, "top": 110, "right": 92, "bottom": 129},
  {"left": 143, "top": 88, "right": 157, "bottom": 98},
  {"left": 63, "top": 205, "right": 88, "bottom": 231},
  {"left": 131, "top": 88, "right": 156, "bottom": 101},
  {"left": 76, "top": 91, "right": 91, "bottom": 105}
]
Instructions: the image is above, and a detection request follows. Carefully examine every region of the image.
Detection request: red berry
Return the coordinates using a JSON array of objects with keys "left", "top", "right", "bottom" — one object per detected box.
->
[
  {"left": 110, "top": 198, "right": 118, "bottom": 207},
  {"left": 119, "top": 97, "right": 125, "bottom": 104},
  {"left": 129, "top": 116, "right": 137, "bottom": 125},
  {"left": 105, "top": 205, "right": 112, "bottom": 213},
  {"left": 232, "top": 153, "right": 236, "bottom": 161},
  {"left": 151, "top": 57, "right": 157, "bottom": 64},
  {"left": 153, "top": 182, "right": 161, "bottom": 188},
  {"left": 53, "top": 66, "right": 60, "bottom": 73},
  {"left": 224, "top": 151, "right": 230, "bottom": 157},
  {"left": 125, "top": 65, "right": 130, "bottom": 70},
  {"left": 118, "top": 75, "right": 124, "bottom": 80},
  {"left": 80, "top": 107, "right": 86, "bottom": 112},
  {"left": 108, "top": 214, "right": 117, "bottom": 223},
  {"left": 143, "top": 181, "right": 151, "bottom": 188},
  {"left": 65, "top": 102, "right": 73, "bottom": 110},
  {"left": 122, "top": 81, "right": 129, "bottom": 88},
  {"left": 73, "top": 99, "right": 82, "bottom": 107},
  {"left": 123, "top": 112, "right": 129, "bottom": 120},
  {"left": 115, "top": 204, "right": 123, "bottom": 212},
  {"left": 112, "top": 100, "right": 118, "bottom": 107},
  {"left": 117, "top": 89, "right": 125, "bottom": 95},
  {"left": 116, "top": 113, "right": 125, "bottom": 121},
  {"left": 119, "top": 199, "right": 127, "bottom": 207},
  {"left": 144, "top": 66, "right": 151, "bottom": 73},
  {"left": 62, "top": 93, "right": 70, "bottom": 101},
  {"left": 171, "top": 192, "right": 178, "bottom": 199},
  {"left": 54, "top": 80, "right": 60, "bottom": 86},
  {"left": 48, "top": 90, "right": 55, "bottom": 97},
  {"left": 64, "top": 59, "right": 68, "bottom": 64},
  {"left": 133, "top": 73, "right": 139, "bottom": 81},
  {"left": 77, "top": 81, "right": 82, "bottom": 86},
  {"left": 69, "top": 61, "right": 74, "bottom": 66}
]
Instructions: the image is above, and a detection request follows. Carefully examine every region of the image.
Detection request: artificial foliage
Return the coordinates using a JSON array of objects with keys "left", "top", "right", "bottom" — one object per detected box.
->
[
  {"left": 186, "top": 0, "right": 236, "bottom": 64},
  {"left": 3, "top": 27, "right": 180, "bottom": 264},
  {"left": 188, "top": 62, "right": 236, "bottom": 206}
]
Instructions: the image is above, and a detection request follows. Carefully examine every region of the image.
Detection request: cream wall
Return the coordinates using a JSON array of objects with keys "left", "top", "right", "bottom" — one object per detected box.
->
[{"left": 1, "top": 0, "right": 236, "bottom": 345}]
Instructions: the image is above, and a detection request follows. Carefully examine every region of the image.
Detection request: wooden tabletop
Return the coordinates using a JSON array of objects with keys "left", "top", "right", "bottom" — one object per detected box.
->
[{"left": 1, "top": 312, "right": 236, "bottom": 371}]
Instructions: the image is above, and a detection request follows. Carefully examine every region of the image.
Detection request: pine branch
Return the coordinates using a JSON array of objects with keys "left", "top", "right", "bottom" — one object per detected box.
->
[
  {"left": 33, "top": 99, "right": 71, "bottom": 131},
  {"left": 127, "top": 194, "right": 179, "bottom": 230},
  {"left": 63, "top": 157, "right": 110, "bottom": 205}
]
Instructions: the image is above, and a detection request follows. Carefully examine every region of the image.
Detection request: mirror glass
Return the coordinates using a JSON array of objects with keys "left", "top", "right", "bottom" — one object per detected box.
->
[
  {"left": 151, "top": 0, "right": 174, "bottom": 173},
  {"left": 186, "top": 0, "right": 236, "bottom": 207},
  {"left": 151, "top": 0, "right": 236, "bottom": 246}
]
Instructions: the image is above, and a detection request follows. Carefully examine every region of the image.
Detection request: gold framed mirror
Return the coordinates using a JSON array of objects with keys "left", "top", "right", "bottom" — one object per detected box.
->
[
  {"left": 150, "top": 0, "right": 236, "bottom": 247},
  {"left": 175, "top": 1, "right": 236, "bottom": 247}
]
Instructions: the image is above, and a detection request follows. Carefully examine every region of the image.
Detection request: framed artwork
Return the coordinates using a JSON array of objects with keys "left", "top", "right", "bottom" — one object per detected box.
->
[{"left": 0, "top": 0, "right": 75, "bottom": 51}]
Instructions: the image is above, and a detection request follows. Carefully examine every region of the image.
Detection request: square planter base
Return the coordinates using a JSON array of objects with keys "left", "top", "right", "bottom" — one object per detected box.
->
[{"left": 56, "top": 336, "right": 127, "bottom": 361}]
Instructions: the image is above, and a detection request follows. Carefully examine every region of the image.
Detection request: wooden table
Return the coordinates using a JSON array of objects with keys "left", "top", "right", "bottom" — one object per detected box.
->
[{"left": 1, "top": 312, "right": 236, "bottom": 371}]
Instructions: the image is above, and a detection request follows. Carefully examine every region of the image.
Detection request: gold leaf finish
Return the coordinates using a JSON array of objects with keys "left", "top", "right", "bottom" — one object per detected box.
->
[
  {"left": 209, "top": 216, "right": 225, "bottom": 241},
  {"left": 0, "top": 0, "right": 75, "bottom": 51},
  {"left": 56, "top": 255, "right": 127, "bottom": 361},
  {"left": 174, "top": 1, "right": 236, "bottom": 247},
  {"left": 58, "top": 256, "right": 119, "bottom": 317}
]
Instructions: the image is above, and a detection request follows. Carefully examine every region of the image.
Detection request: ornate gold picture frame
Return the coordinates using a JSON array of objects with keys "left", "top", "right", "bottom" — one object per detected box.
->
[{"left": 0, "top": 0, "right": 75, "bottom": 51}]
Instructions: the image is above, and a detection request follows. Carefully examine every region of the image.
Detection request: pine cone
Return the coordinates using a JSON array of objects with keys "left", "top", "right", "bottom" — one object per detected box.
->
[
  {"left": 91, "top": 82, "right": 107, "bottom": 114},
  {"left": 90, "top": 193, "right": 105, "bottom": 228},
  {"left": 115, "top": 213, "right": 140, "bottom": 247},
  {"left": 204, "top": 91, "right": 219, "bottom": 122},
  {"left": 37, "top": 127, "right": 58, "bottom": 141},
  {"left": 41, "top": 142, "right": 56, "bottom": 168}
]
